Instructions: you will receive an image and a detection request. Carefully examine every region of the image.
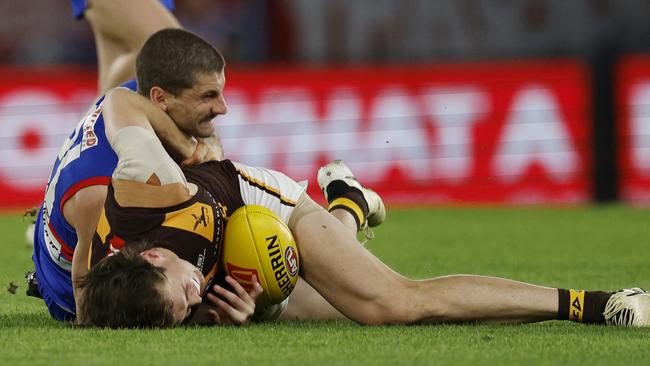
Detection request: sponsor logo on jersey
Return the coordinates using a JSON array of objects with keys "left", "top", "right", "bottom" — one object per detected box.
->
[
  {"left": 284, "top": 246, "right": 298, "bottom": 277},
  {"left": 197, "top": 249, "right": 206, "bottom": 271},
  {"left": 192, "top": 206, "right": 210, "bottom": 230},
  {"left": 81, "top": 106, "right": 102, "bottom": 152},
  {"left": 162, "top": 202, "right": 215, "bottom": 242}
]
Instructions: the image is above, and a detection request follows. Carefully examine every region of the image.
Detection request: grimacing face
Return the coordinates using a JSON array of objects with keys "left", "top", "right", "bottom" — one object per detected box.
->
[
  {"left": 140, "top": 247, "right": 206, "bottom": 324},
  {"left": 164, "top": 71, "right": 228, "bottom": 138}
]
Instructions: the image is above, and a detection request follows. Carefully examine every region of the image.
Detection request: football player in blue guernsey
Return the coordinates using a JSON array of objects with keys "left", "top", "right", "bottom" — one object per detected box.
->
[
  {"left": 29, "top": 1, "right": 223, "bottom": 323},
  {"left": 30, "top": 76, "right": 232, "bottom": 322},
  {"left": 31, "top": 0, "right": 350, "bottom": 326},
  {"left": 30, "top": 0, "right": 241, "bottom": 319},
  {"left": 76, "top": 29, "right": 650, "bottom": 329}
]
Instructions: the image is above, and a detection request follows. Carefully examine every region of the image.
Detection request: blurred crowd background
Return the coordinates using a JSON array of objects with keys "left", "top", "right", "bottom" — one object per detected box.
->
[
  {"left": 1, "top": 0, "right": 649, "bottom": 66},
  {"left": 1, "top": 0, "right": 650, "bottom": 207}
]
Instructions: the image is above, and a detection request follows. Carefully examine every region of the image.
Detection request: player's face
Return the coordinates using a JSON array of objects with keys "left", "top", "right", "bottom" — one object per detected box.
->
[
  {"left": 140, "top": 247, "right": 206, "bottom": 324},
  {"left": 165, "top": 71, "right": 228, "bottom": 138}
]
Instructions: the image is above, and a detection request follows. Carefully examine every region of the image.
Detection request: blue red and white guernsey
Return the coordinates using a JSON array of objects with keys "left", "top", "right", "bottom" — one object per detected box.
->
[
  {"left": 70, "top": 0, "right": 175, "bottom": 19},
  {"left": 32, "top": 80, "right": 137, "bottom": 321}
]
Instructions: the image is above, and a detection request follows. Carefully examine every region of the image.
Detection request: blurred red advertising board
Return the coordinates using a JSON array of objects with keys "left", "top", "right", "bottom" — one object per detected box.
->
[
  {"left": 617, "top": 55, "right": 650, "bottom": 203},
  {"left": 0, "top": 61, "right": 591, "bottom": 208}
]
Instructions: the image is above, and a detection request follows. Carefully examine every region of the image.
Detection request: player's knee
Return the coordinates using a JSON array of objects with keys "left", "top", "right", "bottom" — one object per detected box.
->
[
  {"left": 352, "top": 281, "right": 424, "bottom": 325},
  {"left": 355, "top": 300, "right": 415, "bottom": 325}
]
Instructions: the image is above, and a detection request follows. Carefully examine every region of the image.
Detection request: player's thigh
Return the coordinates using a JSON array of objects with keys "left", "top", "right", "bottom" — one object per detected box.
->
[
  {"left": 288, "top": 194, "right": 416, "bottom": 325},
  {"left": 281, "top": 278, "right": 346, "bottom": 321},
  {"left": 84, "top": 0, "right": 180, "bottom": 50}
]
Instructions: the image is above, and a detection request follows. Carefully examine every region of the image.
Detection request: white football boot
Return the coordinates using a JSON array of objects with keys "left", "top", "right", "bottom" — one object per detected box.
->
[
  {"left": 603, "top": 288, "right": 650, "bottom": 327},
  {"left": 317, "top": 160, "right": 386, "bottom": 243}
]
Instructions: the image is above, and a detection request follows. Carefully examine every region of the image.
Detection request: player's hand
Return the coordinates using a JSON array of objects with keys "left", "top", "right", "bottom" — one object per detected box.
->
[
  {"left": 205, "top": 275, "right": 263, "bottom": 326},
  {"left": 181, "top": 137, "right": 223, "bottom": 166}
]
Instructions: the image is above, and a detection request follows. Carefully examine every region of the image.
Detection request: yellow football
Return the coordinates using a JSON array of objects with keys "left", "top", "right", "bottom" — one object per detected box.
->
[{"left": 222, "top": 205, "right": 300, "bottom": 306}]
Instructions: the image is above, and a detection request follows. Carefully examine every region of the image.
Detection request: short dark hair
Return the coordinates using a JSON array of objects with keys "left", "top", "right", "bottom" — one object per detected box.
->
[
  {"left": 136, "top": 28, "right": 225, "bottom": 96},
  {"left": 76, "top": 241, "right": 175, "bottom": 328}
]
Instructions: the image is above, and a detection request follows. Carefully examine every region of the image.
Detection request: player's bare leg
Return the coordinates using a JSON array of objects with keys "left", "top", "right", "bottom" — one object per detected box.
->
[
  {"left": 280, "top": 278, "right": 345, "bottom": 320},
  {"left": 291, "top": 195, "right": 560, "bottom": 324},
  {"left": 286, "top": 160, "right": 643, "bottom": 326},
  {"left": 84, "top": 0, "right": 181, "bottom": 93},
  {"left": 282, "top": 163, "right": 382, "bottom": 321},
  {"left": 283, "top": 162, "right": 388, "bottom": 321}
]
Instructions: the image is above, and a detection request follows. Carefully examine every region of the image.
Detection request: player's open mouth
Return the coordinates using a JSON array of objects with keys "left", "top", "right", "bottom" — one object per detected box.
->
[{"left": 201, "top": 116, "right": 216, "bottom": 124}]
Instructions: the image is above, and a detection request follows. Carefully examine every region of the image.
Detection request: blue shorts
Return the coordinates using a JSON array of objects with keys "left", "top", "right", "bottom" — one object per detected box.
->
[{"left": 71, "top": 0, "right": 175, "bottom": 19}]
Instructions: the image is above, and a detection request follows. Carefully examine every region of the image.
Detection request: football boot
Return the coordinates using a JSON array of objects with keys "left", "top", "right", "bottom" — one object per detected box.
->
[{"left": 603, "top": 288, "right": 650, "bottom": 327}]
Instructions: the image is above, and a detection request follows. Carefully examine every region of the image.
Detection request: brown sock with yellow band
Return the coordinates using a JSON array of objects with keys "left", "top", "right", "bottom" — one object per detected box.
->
[
  {"left": 557, "top": 288, "right": 613, "bottom": 324},
  {"left": 325, "top": 181, "right": 369, "bottom": 230}
]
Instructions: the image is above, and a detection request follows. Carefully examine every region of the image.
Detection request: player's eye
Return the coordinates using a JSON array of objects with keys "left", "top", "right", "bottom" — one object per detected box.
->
[{"left": 202, "top": 91, "right": 219, "bottom": 100}]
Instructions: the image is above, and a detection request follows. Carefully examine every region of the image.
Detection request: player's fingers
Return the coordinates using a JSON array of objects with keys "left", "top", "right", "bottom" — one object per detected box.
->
[
  {"left": 212, "top": 283, "right": 247, "bottom": 307},
  {"left": 222, "top": 275, "right": 263, "bottom": 305},
  {"left": 194, "top": 139, "right": 211, "bottom": 163},
  {"left": 181, "top": 154, "right": 199, "bottom": 166},
  {"left": 212, "top": 284, "right": 252, "bottom": 313},
  {"left": 248, "top": 274, "right": 264, "bottom": 301},
  {"left": 207, "top": 292, "right": 249, "bottom": 325},
  {"left": 224, "top": 276, "right": 254, "bottom": 303},
  {"left": 207, "top": 308, "right": 222, "bottom": 324},
  {"left": 181, "top": 140, "right": 207, "bottom": 166}
]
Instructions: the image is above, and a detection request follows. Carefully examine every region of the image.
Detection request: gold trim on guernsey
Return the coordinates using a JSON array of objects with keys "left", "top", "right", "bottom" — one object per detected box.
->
[
  {"left": 89, "top": 208, "right": 111, "bottom": 270},
  {"left": 112, "top": 179, "right": 191, "bottom": 208},
  {"left": 96, "top": 208, "right": 111, "bottom": 244},
  {"left": 161, "top": 202, "right": 215, "bottom": 242},
  {"left": 235, "top": 168, "right": 297, "bottom": 207}
]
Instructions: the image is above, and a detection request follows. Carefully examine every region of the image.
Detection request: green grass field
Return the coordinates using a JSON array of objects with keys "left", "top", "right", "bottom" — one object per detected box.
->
[{"left": 1, "top": 206, "right": 650, "bottom": 365}]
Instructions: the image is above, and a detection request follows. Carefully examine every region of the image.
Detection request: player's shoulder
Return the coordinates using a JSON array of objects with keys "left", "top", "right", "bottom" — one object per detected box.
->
[
  {"left": 103, "top": 84, "right": 147, "bottom": 115},
  {"left": 106, "top": 80, "right": 138, "bottom": 98}
]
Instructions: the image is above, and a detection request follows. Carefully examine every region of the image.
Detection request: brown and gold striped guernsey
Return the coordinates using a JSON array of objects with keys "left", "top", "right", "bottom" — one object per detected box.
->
[{"left": 90, "top": 160, "right": 245, "bottom": 289}]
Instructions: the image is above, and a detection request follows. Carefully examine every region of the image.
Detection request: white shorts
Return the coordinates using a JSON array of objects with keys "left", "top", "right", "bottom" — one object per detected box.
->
[{"left": 232, "top": 162, "right": 307, "bottom": 225}]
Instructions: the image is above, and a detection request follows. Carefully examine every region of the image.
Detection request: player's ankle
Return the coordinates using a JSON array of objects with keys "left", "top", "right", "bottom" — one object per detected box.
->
[
  {"left": 557, "top": 288, "right": 613, "bottom": 324},
  {"left": 325, "top": 181, "right": 369, "bottom": 230}
]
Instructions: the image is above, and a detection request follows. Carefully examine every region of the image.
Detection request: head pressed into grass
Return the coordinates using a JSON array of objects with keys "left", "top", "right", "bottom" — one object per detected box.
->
[{"left": 77, "top": 241, "right": 205, "bottom": 328}]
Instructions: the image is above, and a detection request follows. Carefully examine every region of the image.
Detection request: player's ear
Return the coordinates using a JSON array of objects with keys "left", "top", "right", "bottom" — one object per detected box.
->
[
  {"left": 149, "top": 86, "right": 169, "bottom": 111},
  {"left": 140, "top": 248, "right": 162, "bottom": 262}
]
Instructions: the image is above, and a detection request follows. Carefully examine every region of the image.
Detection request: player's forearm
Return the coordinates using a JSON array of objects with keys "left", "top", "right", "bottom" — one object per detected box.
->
[
  {"left": 63, "top": 186, "right": 107, "bottom": 322},
  {"left": 181, "top": 133, "right": 225, "bottom": 165},
  {"left": 147, "top": 112, "right": 198, "bottom": 161},
  {"left": 104, "top": 87, "right": 197, "bottom": 159}
]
